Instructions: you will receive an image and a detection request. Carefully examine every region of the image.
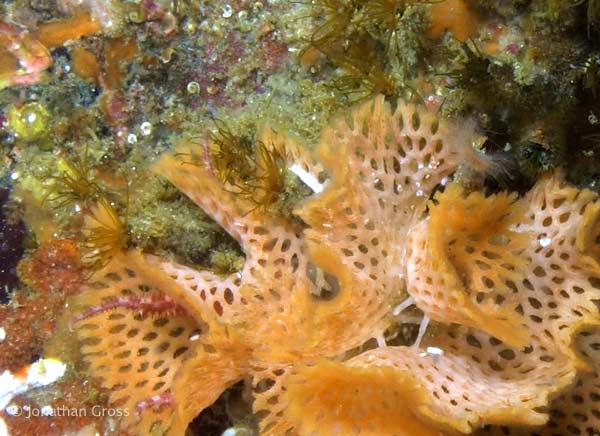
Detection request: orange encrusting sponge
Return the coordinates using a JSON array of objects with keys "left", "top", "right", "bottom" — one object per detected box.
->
[
  {"left": 35, "top": 12, "right": 101, "bottom": 49},
  {"left": 71, "top": 47, "right": 100, "bottom": 84},
  {"left": 427, "top": 0, "right": 480, "bottom": 43}
]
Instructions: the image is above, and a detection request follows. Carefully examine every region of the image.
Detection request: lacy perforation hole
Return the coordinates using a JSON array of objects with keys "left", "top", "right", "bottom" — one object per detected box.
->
[{"left": 251, "top": 364, "right": 295, "bottom": 434}]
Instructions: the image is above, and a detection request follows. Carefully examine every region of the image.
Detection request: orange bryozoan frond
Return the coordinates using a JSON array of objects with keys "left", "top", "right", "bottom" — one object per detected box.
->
[
  {"left": 61, "top": 95, "right": 600, "bottom": 436},
  {"left": 429, "top": 184, "right": 529, "bottom": 289},
  {"left": 285, "top": 360, "right": 441, "bottom": 436},
  {"left": 406, "top": 183, "right": 531, "bottom": 347}
]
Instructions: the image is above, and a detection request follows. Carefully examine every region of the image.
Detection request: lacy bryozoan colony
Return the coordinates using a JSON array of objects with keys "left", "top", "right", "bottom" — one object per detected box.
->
[{"left": 68, "top": 95, "right": 600, "bottom": 436}]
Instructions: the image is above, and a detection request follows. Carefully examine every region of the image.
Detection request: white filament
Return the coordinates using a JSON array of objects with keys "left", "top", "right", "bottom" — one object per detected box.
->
[{"left": 290, "top": 164, "right": 323, "bottom": 193}]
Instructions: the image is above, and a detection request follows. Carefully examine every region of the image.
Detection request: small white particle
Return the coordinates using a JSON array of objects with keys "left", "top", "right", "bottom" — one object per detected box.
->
[
  {"left": 419, "top": 346, "right": 443, "bottom": 359},
  {"left": 426, "top": 346, "right": 444, "bottom": 356},
  {"left": 290, "top": 164, "right": 323, "bottom": 193},
  {"left": 222, "top": 4, "right": 233, "bottom": 17},
  {"left": 140, "top": 122, "right": 153, "bottom": 136},
  {"left": 440, "top": 176, "right": 449, "bottom": 186},
  {"left": 189, "top": 333, "right": 201, "bottom": 341},
  {"left": 539, "top": 237, "right": 552, "bottom": 248},
  {"left": 187, "top": 81, "right": 200, "bottom": 94},
  {"left": 9, "top": 172, "right": 18, "bottom": 181},
  {"left": 415, "top": 189, "right": 424, "bottom": 197},
  {"left": 221, "top": 429, "right": 236, "bottom": 436},
  {"left": 127, "top": 133, "right": 138, "bottom": 145},
  {"left": 41, "top": 405, "right": 53, "bottom": 416},
  {"left": 0, "top": 328, "right": 6, "bottom": 342}
]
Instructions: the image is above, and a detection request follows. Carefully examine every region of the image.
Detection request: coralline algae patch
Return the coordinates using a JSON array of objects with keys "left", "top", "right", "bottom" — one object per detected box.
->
[
  {"left": 0, "top": 239, "right": 132, "bottom": 436},
  {"left": 59, "top": 95, "right": 600, "bottom": 436},
  {"left": 0, "top": 239, "right": 83, "bottom": 373}
]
